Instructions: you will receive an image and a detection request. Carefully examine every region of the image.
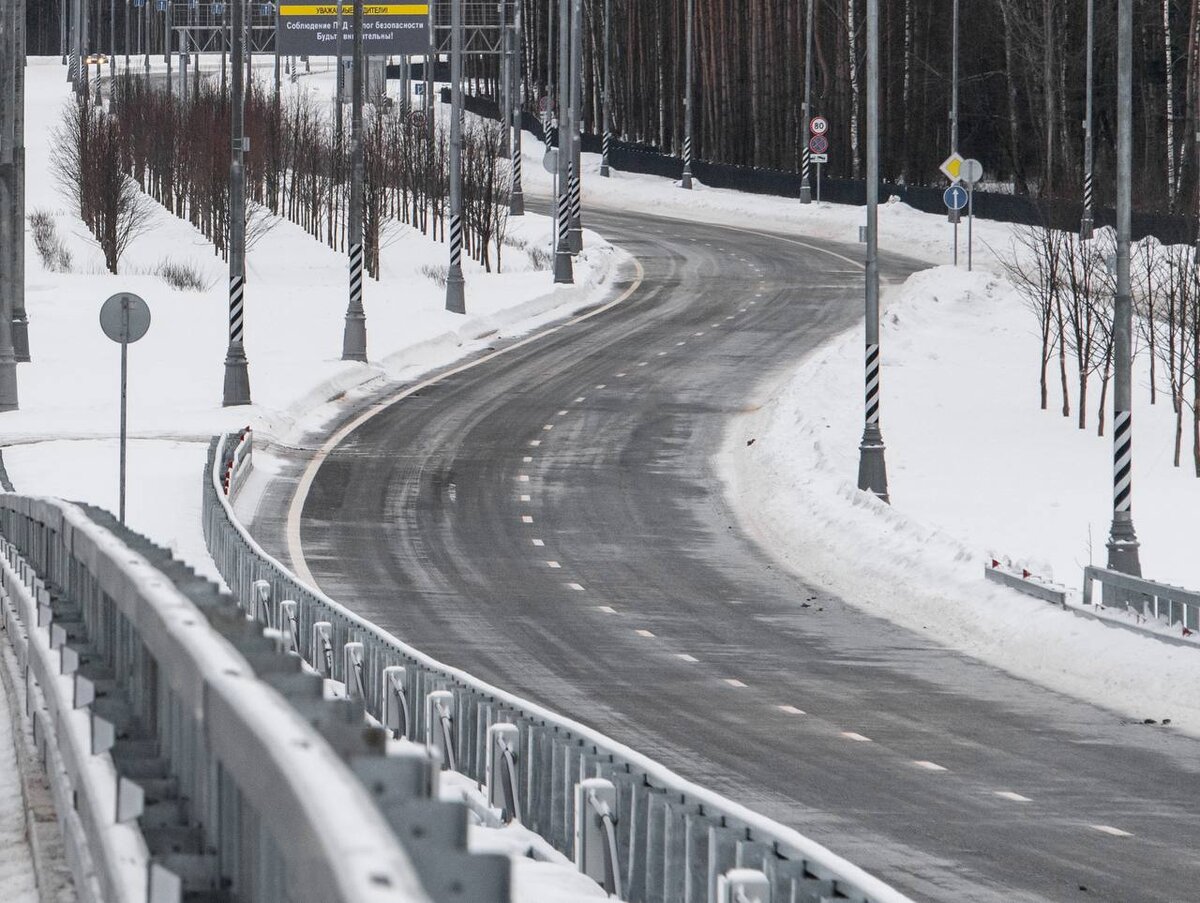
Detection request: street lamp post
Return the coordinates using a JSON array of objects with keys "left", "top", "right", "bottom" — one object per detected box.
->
[
  {"left": 552, "top": 0, "right": 572, "bottom": 283},
  {"left": 509, "top": 0, "right": 525, "bottom": 215},
  {"left": 12, "top": 0, "right": 27, "bottom": 363},
  {"left": 343, "top": 0, "right": 369, "bottom": 352},
  {"left": 600, "top": 0, "right": 610, "bottom": 177},
  {"left": 1106, "top": 0, "right": 1140, "bottom": 575},
  {"left": 223, "top": 0, "right": 251, "bottom": 406},
  {"left": 445, "top": 0, "right": 466, "bottom": 312},
  {"left": 856, "top": 0, "right": 887, "bottom": 502},
  {"left": 681, "top": 0, "right": 694, "bottom": 190},
  {"left": 567, "top": 0, "right": 582, "bottom": 252},
  {"left": 799, "top": 0, "right": 813, "bottom": 204},
  {"left": 1081, "top": 0, "right": 1095, "bottom": 240},
  {"left": 0, "top": 0, "right": 22, "bottom": 409}
]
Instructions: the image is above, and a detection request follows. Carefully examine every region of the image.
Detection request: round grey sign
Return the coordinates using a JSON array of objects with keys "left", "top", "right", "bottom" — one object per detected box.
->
[
  {"left": 100, "top": 293, "right": 151, "bottom": 344},
  {"left": 542, "top": 148, "right": 559, "bottom": 174},
  {"left": 960, "top": 158, "right": 984, "bottom": 186}
]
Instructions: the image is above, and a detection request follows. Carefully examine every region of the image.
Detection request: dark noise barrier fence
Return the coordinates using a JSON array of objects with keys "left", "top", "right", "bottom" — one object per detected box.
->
[{"left": 454, "top": 92, "right": 1198, "bottom": 246}]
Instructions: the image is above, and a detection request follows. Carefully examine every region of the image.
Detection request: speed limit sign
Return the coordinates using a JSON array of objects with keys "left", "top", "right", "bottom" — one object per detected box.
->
[{"left": 810, "top": 116, "right": 829, "bottom": 136}]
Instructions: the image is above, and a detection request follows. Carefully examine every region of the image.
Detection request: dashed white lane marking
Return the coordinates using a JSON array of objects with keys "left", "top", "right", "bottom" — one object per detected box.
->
[
  {"left": 530, "top": 439, "right": 541, "bottom": 446},
  {"left": 727, "top": 599, "right": 745, "bottom": 605},
  {"left": 739, "top": 307, "right": 747, "bottom": 312},
  {"left": 520, "top": 494, "right": 531, "bottom": 502},
  {"left": 566, "top": 582, "right": 585, "bottom": 591},
  {"left": 657, "top": 351, "right": 667, "bottom": 356},
  {"left": 543, "top": 424, "right": 554, "bottom": 431},
  {"left": 710, "top": 323, "right": 721, "bottom": 328},
  {"left": 616, "top": 372, "right": 627, "bottom": 377},
  {"left": 675, "top": 653, "right": 699, "bottom": 662},
  {"left": 546, "top": 561, "right": 561, "bottom": 569},
  {"left": 637, "top": 361, "right": 648, "bottom": 366},
  {"left": 557, "top": 409, "right": 569, "bottom": 415},
  {"left": 724, "top": 679, "right": 748, "bottom": 688},
  {"left": 993, "top": 791, "right": 1031, "bottom": 802},
  {"left": 635, "top": 629, "right": 655, "bottom": 637},
  {"left": 841, "top": 732, "right": 872, "bottom": 742},
  {"left": 521, "top": 515, "right": 534, "bottom": 524},
  {"left": 523, "top": 456, "right": 533, "bottom": 463},
  {"left": 1091, "top": 825, "right": 1133, "bottom": 837},
  {"left": 693, "top": 331, "right": 705, "bottom": 337},
  {"left": 595, "top": 605, "right": 617, "bottom": 614},
  {"left": 777, "top": 705, "right": 806, "bottom": 715},
  {"left": 595, "top": 383, "right": 606, "bottom": 389},
  {"left": 676, "top": 341, "right": 686, "bottom": 346},
  {"left": 725, "top": 315, "right": 735, "bottom": 320},
  {"left": 914, "top": 761, "right": 947, "bottom": 772},
  {"left": 574, "top": 396, "right": 586, "bottom": 403},
  {"left": 518, "top": 474, "right": 530, "bottom": 482},
  {"left": 531, "top": 539, "right": 545, "bottom": 547}
]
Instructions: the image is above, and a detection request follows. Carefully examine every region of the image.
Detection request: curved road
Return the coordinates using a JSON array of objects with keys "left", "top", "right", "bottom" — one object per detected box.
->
[{"left": 251, "top": 201, "right": 1200, "bottom": 902}]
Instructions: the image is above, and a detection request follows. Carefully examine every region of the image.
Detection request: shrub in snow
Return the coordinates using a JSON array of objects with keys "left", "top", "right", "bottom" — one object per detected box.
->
[
  {"left": 28, "top": 209, "right": 73, "bottom": 273},
  {"left": 154, "top": 258, "right": 213, "bottom": 293},
  {"left": 420, "top": 263, "right": 449, "bottom": 288}
]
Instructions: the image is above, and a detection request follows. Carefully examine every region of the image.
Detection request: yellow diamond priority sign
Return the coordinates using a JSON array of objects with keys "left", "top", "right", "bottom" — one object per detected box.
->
[{"left": 939, "top": 152, "right": 964, "bottom": 183}]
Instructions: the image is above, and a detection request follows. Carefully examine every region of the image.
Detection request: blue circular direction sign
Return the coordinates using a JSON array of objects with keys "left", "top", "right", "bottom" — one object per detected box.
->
[{"left": 943, "top": 185, "right": 968, "bottom": 211}]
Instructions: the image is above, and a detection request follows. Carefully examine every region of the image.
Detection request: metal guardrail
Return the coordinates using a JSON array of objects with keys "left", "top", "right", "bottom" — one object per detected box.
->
[
  {"left": 0, "top": 493, "right": 505, "bottom": 903},
  {"left": 1083, "top": 566, "right": 1200, "bottom": 634},
  {"left": 205, "top": 431, "right": 914, "bottom": 903},
  {"left": 983, "top": 564, "right": 1067, "bottom": 607}
]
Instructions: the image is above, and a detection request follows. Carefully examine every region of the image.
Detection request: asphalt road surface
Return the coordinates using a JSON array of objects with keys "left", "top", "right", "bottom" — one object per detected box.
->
[{"left": 251, "top": 199, "right": 1200, "bottom": 902}]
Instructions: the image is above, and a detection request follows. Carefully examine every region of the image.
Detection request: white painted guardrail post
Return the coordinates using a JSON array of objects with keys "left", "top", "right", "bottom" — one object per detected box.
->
[
  {"left": 486, "top": 723, "right": 521, "bottom": 824},
  {"left": 574, "top": 777, "right": 622, "bottom": 898},
  {"left": 718, "top": 869, "right": 771, "bottom": 903},
  {"left": 252, "top": 578, "right": 271, "bottom": 626},
  {"left": 425, "top": 689, "right": 457, "bottom": 771},
  {"left": 382, "top": 665, "right": 410, "bottom": 739},
  {"left": 344, "top": 641, "right": 366, "bottom": 701},
  {"left": 278, "top": 599, "right": 299, "bottom": 654},
  {"left": 313, "top": 621, "right": 334, "bottom": 677}
]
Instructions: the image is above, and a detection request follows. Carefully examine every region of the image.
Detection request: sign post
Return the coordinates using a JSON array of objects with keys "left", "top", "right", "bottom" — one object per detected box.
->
[
  {"left": 276, "top": 2, "right": 430, "bottom": 56},
  {"left": 939, "top": 152, "right": 965, "bottom": 265},
  {"left": 99, "top": 293, "right": 151, "bottom": 525},
  {"left": 809, "top": 116, "right": 829, "bottom": 203},
  {"left": 960, "top": 158, "right": 983, "bottom": 272}
]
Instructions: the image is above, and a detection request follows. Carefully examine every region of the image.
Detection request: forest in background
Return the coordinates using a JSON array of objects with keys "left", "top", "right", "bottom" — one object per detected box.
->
[{"left": 25, "top": 0, "right": 1200, "bottom": 213}]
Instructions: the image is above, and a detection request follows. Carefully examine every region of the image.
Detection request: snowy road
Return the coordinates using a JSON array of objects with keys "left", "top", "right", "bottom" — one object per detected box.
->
[{"left": 248, "top": 201, "right": 1200, "bottom": 902}]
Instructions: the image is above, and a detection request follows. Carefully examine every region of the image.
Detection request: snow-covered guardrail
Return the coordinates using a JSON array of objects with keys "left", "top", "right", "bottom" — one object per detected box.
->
[
  {"left": 983, "top": 562, "right": 1067, "bottom": 607},
  {"left": 1083, "top": 566, "right": 1200, "bottom": 635},
  {"left": 0, "top": 494, "right": 510, "bottom": 903},
  {"left": 205, "top": 432, "right": 914, "bottom": 903}
]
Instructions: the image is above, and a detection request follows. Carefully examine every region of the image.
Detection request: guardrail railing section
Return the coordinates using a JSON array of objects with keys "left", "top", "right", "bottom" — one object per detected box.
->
[
  {"left": 205, "top": 433, "right": 912, "bottom": 903},
  {"left": 1083, "top": 566, "right": 1200, "bottom": 637},
  {"left": 0, "top": 494, "right": 515, "bottom": 903}
]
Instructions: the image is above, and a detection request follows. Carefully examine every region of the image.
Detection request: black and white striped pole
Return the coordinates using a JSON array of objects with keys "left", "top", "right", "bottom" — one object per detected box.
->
[
  {"left": 799, "top": 0, "right": 813, "bottom": 204},
  {"left": 0, "top": 0, "right": 21, "bottom": 410},
  {"left": 856, "top": 0, "right": 887, "bottom": 502},
  {"left": 1106, "top": 0, "right": 1140, "bottom": 575},
  {"left": 566, "top": 0, "right": 582, "bottom": 253},
  {"left": 552, "top": 0, "right": 573, "bottom": 284},
  {"left": 12, "top": 0, "right": 27, "bottom": 364},
  {"left": 1080, "top": 0, "right": 1095, "bottom": 241},
  {"left": 223, "top": 0, "right": 251, "bottom": 406},
  {"left": 509, "top": 0, "right": 524, "bottom": 216},
  {"left": 445, "top": 0, "right": 466, "bottom": 313},
  {"left": 343, "top": 0, "right": 369, "bottom": 355},
  {"left": 680, "top": 0, "right": 694, "bottom": 190},
  {"left": 599, "top": 0, "right": 610, "bottom": 177}
]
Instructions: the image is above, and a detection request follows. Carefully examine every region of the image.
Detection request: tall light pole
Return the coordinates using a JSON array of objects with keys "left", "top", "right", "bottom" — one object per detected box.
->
[
  {"left": 445, "top": 0, "right": 466, "bottom": 313},
  {"left": 12, "top": 0, "right": 27, "bottom": 363},
  {"left": 498, "top": 0, "right": 509, "bottom": 158},
  {"left": 948, "top": 0, "right": 960, "bottom": 236},
  {"left": 1081, "top": 0, "right": 1095, "bottom": 240},
  {"left": 799, "top": 0, "right": 813, "bottom": 203},
  {"left": 109, "top": 0, "right": 116, "bottom": 83},
  {"left": 124, "top": 0, "right": 130, "bottom": 71},
  {"left": 343, "top": 0, "right": 369, "bottom": 352},
  {"left": 509, "top": 0, "right": 525, "bottom": 215},
  {"left": 680, "top": 0, "right": 694, "bottom": 189},
  {"left": 856, "top": 0, "right": 887, "bottom": 502},
  {"left": 552, "top": 0, "right": 572, "bottom": 283},
  {"left": 567, "top": 0, "right": 582, "bottom": 252},
  {"left": 599, "top": 0, "right": 610, "bottom": 177},
  {"left": 0, "top": 0, "right": 21, "bottom": 410},
  {"left": 223, "top": 0, "right": 250, "bottom": 406},
  {"left": 1107, "top": 0, "right": 1140, "bottom": 575}
]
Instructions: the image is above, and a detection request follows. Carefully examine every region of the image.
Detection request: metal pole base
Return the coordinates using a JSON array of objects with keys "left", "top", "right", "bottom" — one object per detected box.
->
[
  {"left": 12, "top": 319, "right": 29, "bottom": 363},
  {"left": 1080, "top": 214, "right": 1095, "bottom": 242},
  {"left": 445, "top": 267, "right": 466, "bottom": 314},
  {"left": 222, "top": 350, "right": 251, "bottom": 407},
  {"left": 568, "top": 227, "right": 582, "bottom": 255},
  {"left": 799, "top": 184, "right": 812, "bottom": 204},
  {"left": 1106, "top": 521, "right": 1141, "bottom": 575},
  {"left": 342, "top": 313, "right": 367, "bottom": 362},
  {"left": 510, "top": 189, "right": 525, "bottom": 217},
  {"left": 0, "top": 361, "right": 18, "bottom": 411},
  {"left": 599, "top": 163, "right": 610, "bottom": 177},
  {"left": 553, "top": 249, "right": 574, "bottom": 284},
  {"left": 856, "top": 425, "right": 890, "bottom": 503},
  {"left": 681, "top": 170, "right": 693, "bottom": 190}
]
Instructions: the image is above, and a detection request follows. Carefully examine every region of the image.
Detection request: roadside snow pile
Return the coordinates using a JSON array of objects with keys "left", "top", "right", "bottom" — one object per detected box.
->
[{"left": 725, "top": 264, "right": 1200, "bottom": 735}]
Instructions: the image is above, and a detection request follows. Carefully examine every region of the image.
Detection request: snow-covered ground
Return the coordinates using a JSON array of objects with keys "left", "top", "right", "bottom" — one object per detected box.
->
[{"left": 0, "top": 672, "right": 38, "bottom": 903}]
